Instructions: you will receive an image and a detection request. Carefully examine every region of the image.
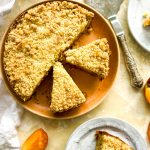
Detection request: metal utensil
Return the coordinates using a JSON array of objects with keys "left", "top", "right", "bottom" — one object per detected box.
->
[{"left": 85, "top": 0, "right": 143, "bottom": 88}]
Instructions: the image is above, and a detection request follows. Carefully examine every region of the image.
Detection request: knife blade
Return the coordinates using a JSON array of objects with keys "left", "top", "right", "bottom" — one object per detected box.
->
[{"left": 85, "top": 0, "right": 143, "bottom": 88}]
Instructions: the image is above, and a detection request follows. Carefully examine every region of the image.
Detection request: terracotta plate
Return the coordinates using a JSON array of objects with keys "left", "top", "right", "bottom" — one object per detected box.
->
[{"left": 0, "top": 0, "right": 119, "bottom": 119}]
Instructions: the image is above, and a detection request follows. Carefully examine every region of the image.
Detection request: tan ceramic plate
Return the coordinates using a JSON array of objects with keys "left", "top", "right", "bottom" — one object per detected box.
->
[{"left": 0, "top": 0, "right": 120, "bottom": 119}]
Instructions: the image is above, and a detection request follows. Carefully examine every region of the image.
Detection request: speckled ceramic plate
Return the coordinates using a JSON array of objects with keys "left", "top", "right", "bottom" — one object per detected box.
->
[
  {"left": 66, "top": 118, "right": 147, "bottom": 150},
  {"left": 128, "top": 0, "right": 150, "bottom": 52},
  {"left": 1, "top": 0, "right": 119, "bottom": 119}
]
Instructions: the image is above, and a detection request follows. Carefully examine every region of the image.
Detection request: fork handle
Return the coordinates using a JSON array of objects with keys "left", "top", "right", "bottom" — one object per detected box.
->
[{"left": 118, "top": 34, "right": 143, "bottom": 88}]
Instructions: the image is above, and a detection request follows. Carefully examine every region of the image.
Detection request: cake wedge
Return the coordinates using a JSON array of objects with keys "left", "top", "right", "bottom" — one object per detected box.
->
[
  {"left": 50, "top": 62, "right": 86, "bottom": 112},
  {"left": 95, "top": 131, "right": 133, "bottom": 150},
  {"left": 64, "top": 39, "right": 110, "bottom": 79},
  {"left": 143, "top": 12, "right": 150, "bottom": 27}
]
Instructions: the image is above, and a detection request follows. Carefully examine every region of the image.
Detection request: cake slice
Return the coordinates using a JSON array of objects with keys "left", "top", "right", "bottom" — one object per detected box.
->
[
  {"left": 143, "top": 12, "right": 150, "bottom": 27},
  {"left": 50, "top": 62, "right": 86, "bottom": 112},
  {"left": 95, "top": 131, "right": 133, "bottom": 150},
  {"left": 64, "top": 39, "right": 110, "bottom": 79}
]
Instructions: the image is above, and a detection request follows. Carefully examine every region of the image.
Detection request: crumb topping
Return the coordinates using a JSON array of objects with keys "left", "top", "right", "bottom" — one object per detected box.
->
[
  {"left": 4, "top": 1, "right": 94, "bottom": 101},
  {"left": 96, "top": 131, "right": 133, "bottom": 150},
  {"left": 64, "top": 38, "right": 110, "bottom": 79},
  {"left": 50, "top": 62, "right": 86, "bottom": 112},
  {"left": 143, "top": 12, "right": 150, "bottom": 27}
]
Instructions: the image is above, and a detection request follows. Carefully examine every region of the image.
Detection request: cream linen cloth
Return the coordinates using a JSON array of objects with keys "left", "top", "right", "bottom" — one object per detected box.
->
[
  {"left": 0, "top": 1, "right": 22, "bottom": 149},
  {"left": 0, "top": 79, "right": 23, "bottom": 150}
]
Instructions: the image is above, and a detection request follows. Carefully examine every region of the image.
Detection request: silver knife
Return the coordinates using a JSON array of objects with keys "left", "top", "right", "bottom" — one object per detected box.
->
[{"left": 85, "top": 0, "right": 143, "bottom": 88}]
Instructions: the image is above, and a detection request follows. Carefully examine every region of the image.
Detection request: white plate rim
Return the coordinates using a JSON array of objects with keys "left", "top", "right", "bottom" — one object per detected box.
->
[
  {"left": 128, "top": 0, "right": 150, "bottom": 52},
  {"left": 65, "top": 117, "right": 147, "bottom": 150}
]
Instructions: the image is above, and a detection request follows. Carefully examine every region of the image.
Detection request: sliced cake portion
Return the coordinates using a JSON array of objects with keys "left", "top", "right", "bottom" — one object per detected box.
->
[
  {"left": 4, "top": 1, "right": 94, "bottom": 101},
  {"left": 95, "top": 131, "right": 133, "bottom": 150},
  {"left": 143, "top": 12, "right": 150, "bottom": 27},
  {"left": 64, "top": 39, "right": 110, "bottom": 79},
  {"left": 50, "top": 62, "right": 86, "bottom": 112}
]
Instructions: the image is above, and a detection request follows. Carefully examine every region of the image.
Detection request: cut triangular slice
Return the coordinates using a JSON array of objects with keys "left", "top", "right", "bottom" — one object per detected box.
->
[
  {"left": 50, "top": 62, "right": 86, "bottom": 112},
  {"left": 95, "top": 131, "right": 133, "bottom": 150},
  {"left": 64, "top": 39, "right": 110, "bottom": 79}
]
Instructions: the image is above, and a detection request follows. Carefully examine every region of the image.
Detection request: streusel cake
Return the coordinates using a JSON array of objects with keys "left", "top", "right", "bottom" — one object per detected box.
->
[
  {"left": 96, "top": 131, "right": 133, "bottom": 150},
  {"left": 64, "top": 39, "right": 110, "bottom": 79},
  {"left": 50, "top": 62, "right": 86, "bottom": 112},
  {"left": 4, "top": 1, "right": 94, "bottom": 101},
  {"left": 143, "top": 12, "right": 150, "bottom": 27}
]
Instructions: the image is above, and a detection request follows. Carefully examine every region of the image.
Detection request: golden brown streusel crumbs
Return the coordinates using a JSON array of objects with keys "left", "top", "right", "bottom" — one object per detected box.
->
[
  {"left": 4, "top": 1, "right": 94, "bottom": 101},
  {"left": 143, "top": 12, "right": 150, "bottom": 27},
  {"left": 64, "top": 39, "right": 110, "bottom": 79},
  {"left": 96, "top": 131, "right": 133, "bottom": 150},
  {"left": 50, "top": 62, "right": 86, "bottom": 112}
]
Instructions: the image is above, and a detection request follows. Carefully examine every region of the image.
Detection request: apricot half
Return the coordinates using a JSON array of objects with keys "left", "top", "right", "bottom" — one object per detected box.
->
[
  {"left": 145, "top": 78, "right": 150, "bottom": 103},
  {"left": 22, "top": 128, "right": 48, "bottom": 150}
]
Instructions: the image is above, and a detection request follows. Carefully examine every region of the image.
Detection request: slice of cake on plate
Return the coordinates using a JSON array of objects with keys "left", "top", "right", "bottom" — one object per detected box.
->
[
  {"left": 4, "top": 1, "right": 94, "bottom": 101},
  {"left": 64, "top": 39, "right": 110, "bottom": 79},
  {"left": 95, "top": 131, "right": 133, "bottom": 150},
  {"left": 50, "top": 62, "right": 86, "bottom": 112},
  {"left": 143, "top": 12, "right": 150, "bottom": 27}
]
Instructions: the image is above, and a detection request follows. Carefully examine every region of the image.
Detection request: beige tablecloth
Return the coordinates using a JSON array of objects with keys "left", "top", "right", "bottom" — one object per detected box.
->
[{"left": 0, "top": 0, "right": 150, "bottom": 149}]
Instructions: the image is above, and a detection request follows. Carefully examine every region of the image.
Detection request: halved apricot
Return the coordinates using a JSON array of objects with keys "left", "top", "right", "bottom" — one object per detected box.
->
[
  {"left": 144, "top": 78, "right": 150, "bottom": 103},
  {"left": 22, "top": 128, "right": 48, "bottom": 150}
]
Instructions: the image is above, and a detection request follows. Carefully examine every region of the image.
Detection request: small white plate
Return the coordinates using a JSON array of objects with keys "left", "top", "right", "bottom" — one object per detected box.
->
[
  {"left": 128, "top": 0, "right": 150, "bottom": 52},
  {"left": 65, "top": 118, "right": 147, "bottom": 150}
]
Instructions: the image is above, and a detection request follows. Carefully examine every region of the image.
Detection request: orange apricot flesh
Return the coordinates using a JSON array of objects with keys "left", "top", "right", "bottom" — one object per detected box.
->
[
  {"left": 22, "top": 128, "right": 48, "bottom": 150},
  {"left": 145, "top": 78, "right": 150, "bottom": 103}
]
